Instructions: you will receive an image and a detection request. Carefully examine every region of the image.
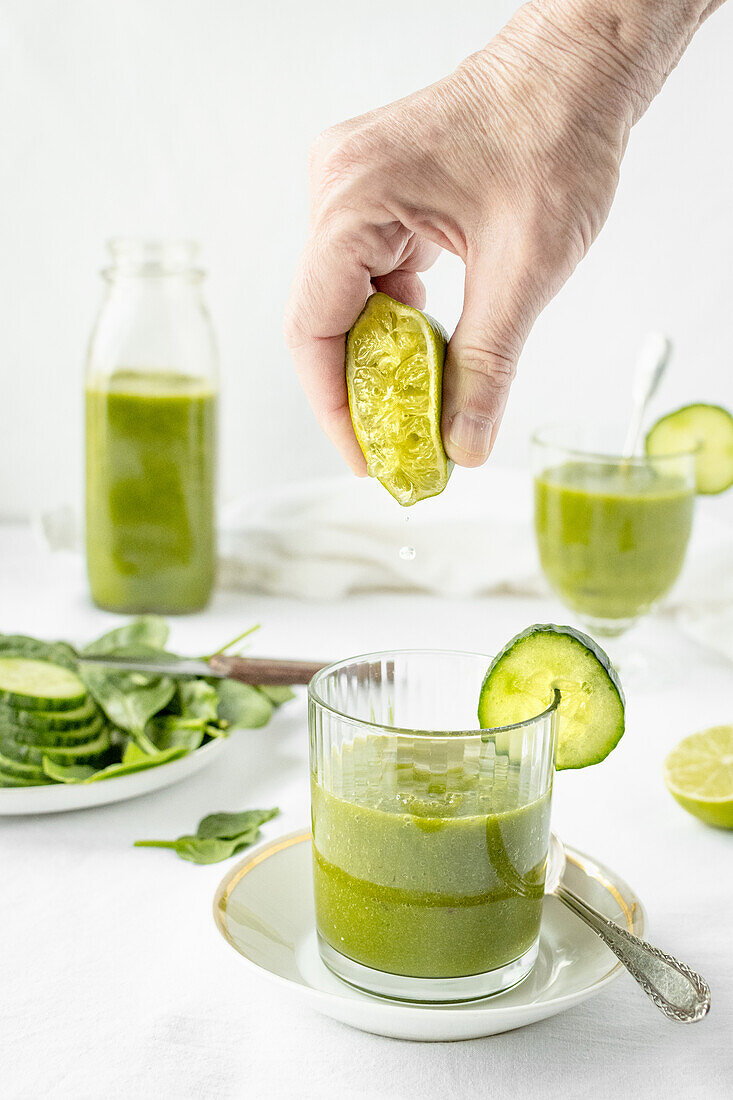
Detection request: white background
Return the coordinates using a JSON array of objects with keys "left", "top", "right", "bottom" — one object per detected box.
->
[{"left": 1, "top": 0, "right": 732, "bottom": 519}]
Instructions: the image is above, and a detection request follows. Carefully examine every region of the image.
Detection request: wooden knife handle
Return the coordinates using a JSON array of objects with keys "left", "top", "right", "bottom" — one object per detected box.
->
[{"left": 207, "top": 654, "right": 327, "bottom": 686}]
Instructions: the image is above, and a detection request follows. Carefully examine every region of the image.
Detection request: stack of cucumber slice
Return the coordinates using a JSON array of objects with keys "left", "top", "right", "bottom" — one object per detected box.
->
[{"left": 0, "top": 658, "right": 109, "bottom": 787}]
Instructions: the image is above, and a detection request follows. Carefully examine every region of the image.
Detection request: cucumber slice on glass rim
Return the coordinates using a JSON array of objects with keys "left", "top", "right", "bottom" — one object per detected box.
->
[
  {"left": 646, "top": 403, "right": 733, "bottom": 495},
  {"left": 478, "top": 624, "right": 625, "bottom": 770}
]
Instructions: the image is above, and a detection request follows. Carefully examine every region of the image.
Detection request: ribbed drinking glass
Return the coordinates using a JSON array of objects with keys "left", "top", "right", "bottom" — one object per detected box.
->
[{"left": 309, "top": 649, "right": 558, "bottom": 1004}]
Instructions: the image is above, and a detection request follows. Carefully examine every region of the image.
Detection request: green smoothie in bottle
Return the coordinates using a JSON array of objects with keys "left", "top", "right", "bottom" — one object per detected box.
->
[
  {"left": 86, "top": 370, "right": 216, "bottom": 613},
  {"left": 85, "top": 240, "right": 218, "bottom": 613}
]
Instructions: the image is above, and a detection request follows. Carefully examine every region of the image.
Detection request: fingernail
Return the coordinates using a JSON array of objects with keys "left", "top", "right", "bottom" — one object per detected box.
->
[{"left": 448, "top": 412, "right": 493, "bottom": 463}]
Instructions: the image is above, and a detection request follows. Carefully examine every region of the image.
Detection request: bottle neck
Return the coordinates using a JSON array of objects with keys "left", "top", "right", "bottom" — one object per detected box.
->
[
  {"left": 103, "top": 238, "right": 204, "bottom": 282},
  {"left": 89, "top": 239, "right": 218, "bottom": 383}
]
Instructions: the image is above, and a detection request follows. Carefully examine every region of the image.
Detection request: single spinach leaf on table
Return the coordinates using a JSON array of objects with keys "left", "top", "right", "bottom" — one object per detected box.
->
[
  {"left": 134, "top": 834, "right": 251, "bottom": 864},
  {"left": 196, "top": 807, "right": 279, "bottom": 840},
  {"left": 216, "top": 680, "right": 274, "bottom": 729},
  {"left": 81, "top": 616, "right": 170, "bottom": 656},
  {"left": 135, "top": 806, "right": 280, "bottom": 864}
]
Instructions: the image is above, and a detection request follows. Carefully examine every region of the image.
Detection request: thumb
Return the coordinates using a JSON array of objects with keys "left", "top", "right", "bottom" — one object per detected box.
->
[{"left": 441, "top": 247, "right": 535, "bottom": 467}]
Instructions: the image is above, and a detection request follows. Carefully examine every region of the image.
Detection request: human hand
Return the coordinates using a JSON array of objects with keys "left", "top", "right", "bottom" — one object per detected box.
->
[{"left": 285, "top": 0, "right": 718, "bottom": 473}]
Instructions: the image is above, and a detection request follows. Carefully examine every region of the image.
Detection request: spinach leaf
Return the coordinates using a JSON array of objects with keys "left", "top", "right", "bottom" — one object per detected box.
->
[
  {"left": 40, "top": 742, "right": 188, "bottom": 784},
  {"left": 256, "top": 685, "right": 296, "bottom": 706},
  {"left": 216, "top": 680, "right": 274, "bottom": 729},
  {"left": 135, "top": 805, "right": 279, "bottom": 863},
  {"left": 81, "top": 664, "right": 175, "bottom": 749},
  {"left": 146, "top": 681, "right": 220, "bottom": 752},
  {"left": 85, "top": 743, "right": 188, "bottom": 782},
  {"left": 82, "top": 616, "right": 169, "bottom": 656},
  {"left": 203, "top": 623, "right": 260, "bottom": 660},
  {"left": 134, "top": 834, "right": 250, "bottom": 864},
  {"left": 197, "top": 807, "right": 279, "bottom": 840},
  {"left": 147, "top": 715, "right": 205, "bottom": 753},
  {"left": 177, "top": 680, "right": 219, "bottom": 723},
  {"left": 41, "top": 758, "right": 97, "bottom": 783},
  {"left": 202, "top": 723, "right": 229, "bottom": 739}
]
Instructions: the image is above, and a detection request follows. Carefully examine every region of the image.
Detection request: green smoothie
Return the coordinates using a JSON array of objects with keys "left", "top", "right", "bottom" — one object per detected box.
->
[
  {"left": 535, "top": 461, "right": 694, "bottom": 625},
  {"left": 312, "top": 738, "right": 551, "bottom": 978},
  {"left": 86, "top": 369, "right": 216, "bottom": 614}
]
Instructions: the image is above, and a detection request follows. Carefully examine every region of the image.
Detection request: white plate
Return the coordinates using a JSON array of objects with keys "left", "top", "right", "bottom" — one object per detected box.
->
[
  {"left": 214, "top": 829, "right": 645, "bottom": 1042},
  {"left": 0, "top": 738, "right": 224, "bottom": 815}
]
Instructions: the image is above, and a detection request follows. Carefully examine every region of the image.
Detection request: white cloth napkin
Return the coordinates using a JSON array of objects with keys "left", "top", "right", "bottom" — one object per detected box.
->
[
  {"left": 219, "top": 467, "right": 733, "bottom": 662},
  {"left": 218, "top": 466, "right": 544, "bottom": 600},
  {"left": 39, "top": 465, "right": 733, "bottom": 660}
]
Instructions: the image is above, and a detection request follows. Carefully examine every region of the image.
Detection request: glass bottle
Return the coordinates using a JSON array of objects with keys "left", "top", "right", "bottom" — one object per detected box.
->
[{"left": 85, "top": 239, "right": 218, "bottom": 614}]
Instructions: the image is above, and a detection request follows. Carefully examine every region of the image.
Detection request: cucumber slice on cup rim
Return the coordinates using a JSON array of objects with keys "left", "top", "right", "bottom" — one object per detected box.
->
[
  {"left": 645, "top": 403, "right": 733, "bottom": 495},
  {"left": 478, "top": 624, "right": 625, "bottom": 770}
]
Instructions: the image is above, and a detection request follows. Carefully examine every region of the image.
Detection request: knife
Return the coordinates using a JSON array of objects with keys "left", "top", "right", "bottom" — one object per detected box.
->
[{"left": 78, "top": 653, "right": 327, "bottom": 686}]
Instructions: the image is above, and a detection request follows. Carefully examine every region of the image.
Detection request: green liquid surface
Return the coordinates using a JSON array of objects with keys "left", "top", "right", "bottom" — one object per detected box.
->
[
  {"left": 86, "top": 370, "right": 216, "bottom": 614},
  {"left": 535, "top": 461, "right": 694, "bottom": 623},
  {"left": 312, "top": 740, "right": 551, "bottom": 979}
]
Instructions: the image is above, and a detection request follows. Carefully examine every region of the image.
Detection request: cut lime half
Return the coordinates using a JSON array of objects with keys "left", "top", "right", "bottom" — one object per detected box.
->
[
  {"left": 478, "top": 624, "right": 625, "bottom": 770},
  {"left": 646, "top": 403, "right": 733, "bottom": 495},
  {"left": 346, "top": 292, "right": 452, "bottom": 507},
  {"left": 663, "top": 725, "right": 733, "bottom": 829}
]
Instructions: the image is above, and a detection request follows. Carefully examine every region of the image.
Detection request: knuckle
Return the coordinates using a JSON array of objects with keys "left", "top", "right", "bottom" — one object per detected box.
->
[
  {"left": 456, "top": 351, "right": 517, "bottom": 418},
  {"left": 461, "top": 350, "right": 517, "bottom": 386},
  {"left": 318, "top": 139, "right": 367, "bottom": 194},
  {"left": 307, "top": 125, "right": 345, "bottom": 175}
]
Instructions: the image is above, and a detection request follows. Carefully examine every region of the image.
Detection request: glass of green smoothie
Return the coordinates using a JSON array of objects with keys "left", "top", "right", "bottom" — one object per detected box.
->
[
  {"left": 533, "top": 425, "right": 697, "bottom": 638},
  {"left": 309, "top": 650, "right": 558, "bottom": 1003}
]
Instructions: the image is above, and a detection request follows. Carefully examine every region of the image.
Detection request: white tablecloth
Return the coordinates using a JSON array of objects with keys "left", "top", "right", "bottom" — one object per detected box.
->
[{"left": 1, "top": 524, "right": 731, "bottom": 1100}]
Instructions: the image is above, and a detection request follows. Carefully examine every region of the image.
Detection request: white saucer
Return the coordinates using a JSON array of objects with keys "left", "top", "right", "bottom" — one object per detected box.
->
[
  {"left": 213, "top": 829, "right": 645, "bottom": 1041},
  {"left": 0, "top": 739, "right": 224, "bottom": 815}
]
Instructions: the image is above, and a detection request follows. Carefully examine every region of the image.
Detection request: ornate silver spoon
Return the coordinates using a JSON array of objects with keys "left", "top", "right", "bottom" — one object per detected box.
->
[{"left": 547, "top": 835, "right": 710, "bottom": 1022}]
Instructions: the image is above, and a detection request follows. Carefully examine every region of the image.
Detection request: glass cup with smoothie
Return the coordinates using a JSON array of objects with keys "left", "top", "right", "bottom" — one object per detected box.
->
[
  {"left": 308, "top": 649, "right": 558, "bottom": 1003},
  {"left": 85, "top": 239, "right": 218, "bottom": 614},
  {"left": 532, "top": 424, "right": 696, "bottom": 638}
]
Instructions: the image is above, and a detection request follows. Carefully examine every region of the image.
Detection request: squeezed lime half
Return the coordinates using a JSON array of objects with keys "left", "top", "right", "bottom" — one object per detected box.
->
[{"left": 346, "top": 293, "right": 452, "bottom": 507}]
